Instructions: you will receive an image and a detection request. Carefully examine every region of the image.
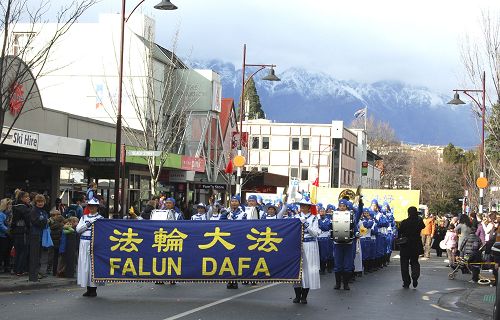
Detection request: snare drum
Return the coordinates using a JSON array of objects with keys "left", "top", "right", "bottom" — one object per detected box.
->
[{"left": 331, "top": 210, "right": 355, "bottom": 242}]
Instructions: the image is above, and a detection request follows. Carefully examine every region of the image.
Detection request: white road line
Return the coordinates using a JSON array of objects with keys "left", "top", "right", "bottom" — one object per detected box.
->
[
  {"left": 426, "top": 290, "right": 439, "bottom": 294},
  {"left": 430, "top": 303, "right": 452, "bottom": 312},
  {"left": 162, "top": 283, "right": 278, "bottom": 320},
  {"left": 422, "top": 295, "right": 430, "bottom": 301}
]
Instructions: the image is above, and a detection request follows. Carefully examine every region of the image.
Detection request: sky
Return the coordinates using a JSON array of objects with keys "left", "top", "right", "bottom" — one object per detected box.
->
[{"left": 59, "top": 0, "right": 500, "bottom": 93}]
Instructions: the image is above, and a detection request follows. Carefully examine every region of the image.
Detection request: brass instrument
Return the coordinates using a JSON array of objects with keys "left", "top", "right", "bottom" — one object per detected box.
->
[{"left": 338, "top": 185, "right": 362, "bottom": 204}]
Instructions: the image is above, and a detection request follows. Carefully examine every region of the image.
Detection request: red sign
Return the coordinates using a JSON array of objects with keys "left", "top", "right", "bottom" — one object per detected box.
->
[
  {"left": 181, "top": 156, "right": 206, "bottom": 172},
  {"left": 231, "top": 131, "right": 248, "bottom": 149},
  {"left": 9, "top": 82, "right": 24, "bottom": 115},
  {"left": 362, "top": 161, "right": 368, "bottom": 168}
]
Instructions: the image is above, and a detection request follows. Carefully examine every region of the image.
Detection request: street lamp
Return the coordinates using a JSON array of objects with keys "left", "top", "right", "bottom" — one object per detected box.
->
[
  {"left": 447, "top": 71, "right": 487, "bottom": 214},
  {"left": 113, "top": 0, "right": 177, "bottom": 217},
  {"left": 235, "top": 44, "right": 280, "bottom": 196}
]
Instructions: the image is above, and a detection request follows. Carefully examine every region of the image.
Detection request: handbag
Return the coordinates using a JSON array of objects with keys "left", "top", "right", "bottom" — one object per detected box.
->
[
  {"left": 42, "top": 226, "right": 54, "bottom": 248},
  {"left": 396, "top": 237, "right": 408, "bottom": 245}
]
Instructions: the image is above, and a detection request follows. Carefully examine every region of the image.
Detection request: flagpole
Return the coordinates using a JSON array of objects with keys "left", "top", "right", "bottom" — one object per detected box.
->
[{"left": 364, "top": 106, "right": 367, "bottom": 132}]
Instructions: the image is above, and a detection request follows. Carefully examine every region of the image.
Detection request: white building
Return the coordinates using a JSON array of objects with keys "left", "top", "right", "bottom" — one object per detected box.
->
[{"left": 242, "top": 119, "right": 381, "bottom": 191}]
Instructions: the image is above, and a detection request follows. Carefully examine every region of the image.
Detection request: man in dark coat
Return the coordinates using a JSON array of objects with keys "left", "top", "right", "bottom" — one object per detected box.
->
[{"left": 399, "top": 206, "right": 425, "bottom": 288}]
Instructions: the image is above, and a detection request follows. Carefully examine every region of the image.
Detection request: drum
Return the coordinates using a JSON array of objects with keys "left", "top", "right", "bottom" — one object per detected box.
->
[{"left": 331, "top": 210, "right": 355, "bottom": 242}]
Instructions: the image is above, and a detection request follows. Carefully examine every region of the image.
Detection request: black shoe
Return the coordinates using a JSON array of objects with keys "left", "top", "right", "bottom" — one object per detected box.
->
[
  {"left": 402, "top": 283, "right": 410, "bottom": 289},
  {"left": 88, "top": 287, "right": 97, "bottom": 297},
  {"left": 412, "top": 279, "right": 418, "bottom": 288},
  {"left": 300, "top": 288, "right": 309, "bottom": 304},
  {"left": 343, "top": 272, "right": 351, "bottom": 290},
  {"left": 293, "top": 287, "right": 302, "bottom": 303},
  {"left": 83, "top": 286, "right": 92, "bottom": 297},
  {"left": 334, "top": 272, "right": 342, "bottom": 290}
]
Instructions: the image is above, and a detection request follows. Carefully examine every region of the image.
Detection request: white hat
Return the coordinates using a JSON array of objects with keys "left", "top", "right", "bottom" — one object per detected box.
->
[
  {"left": 87, "top": 198, "right": 99, "bottom": 205},
  {"left": 298, "top": 198, "right": 313, "bottom": 206}
]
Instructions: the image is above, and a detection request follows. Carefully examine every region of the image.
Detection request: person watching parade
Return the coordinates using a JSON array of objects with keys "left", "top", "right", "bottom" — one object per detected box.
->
[
  {"left": 398, "top": 206, "right": 425, "bottom": 289},
  {"left": 76, "top": 198, "right": 104, "bottom": 297}
]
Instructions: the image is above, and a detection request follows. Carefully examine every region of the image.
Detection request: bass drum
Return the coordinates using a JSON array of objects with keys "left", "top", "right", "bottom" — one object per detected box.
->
[{"left": 331, "top": 210, "right": 355, "bottom": 242}]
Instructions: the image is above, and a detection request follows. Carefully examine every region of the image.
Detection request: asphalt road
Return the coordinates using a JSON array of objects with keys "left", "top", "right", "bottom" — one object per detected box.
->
[{"left": 0, "top": 256, "right": 489, "bottom": 320}]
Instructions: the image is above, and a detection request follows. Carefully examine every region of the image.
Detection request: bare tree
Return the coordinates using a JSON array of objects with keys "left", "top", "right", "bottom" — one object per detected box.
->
[
  {"left": 0, "top": 0, "right": 96, "bottom": 144},
  {"left": 351, "top": 115, "right": 398, "bottom": 153},
  {"left": 107, "top": 29, "right": 198, "bottom": 195},
  {"left": 461, "top": 10, "right": 500, "bottom": 181}
]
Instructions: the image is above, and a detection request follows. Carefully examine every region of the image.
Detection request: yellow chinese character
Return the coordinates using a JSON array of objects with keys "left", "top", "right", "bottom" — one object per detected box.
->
[
  {"left": 247, "top": 227, "right": 283, "bottom": 252},
  {"left": 152, "top": 228, "right": 188, "bottom": 252},
  {"left": 198, "top": 227, "right": 235, "bottom": 250},
  {"left": 109, "top": 228, "right": 143, "bottom": 252}
]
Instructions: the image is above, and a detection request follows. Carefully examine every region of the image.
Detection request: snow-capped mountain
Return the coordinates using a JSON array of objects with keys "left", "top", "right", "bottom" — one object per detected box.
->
[{"left": 190, "top": 59, "right": 479, "bottom": 148}]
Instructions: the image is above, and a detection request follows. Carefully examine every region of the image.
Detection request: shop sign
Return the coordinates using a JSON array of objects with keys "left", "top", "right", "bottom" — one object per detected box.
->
[
  {"left": 181, "top": 156, "right": 206, "bottom": 172},
  {"left": 1, "top": 127, "right": 38, "bottom": 150},
  {"left": 195, "top": 183, "right": 226, "bottom": 191},
  {"left": 244, "top": 186, "right": 277, "bottom": 193},
  {"left": 169, "top": 170, "right": 195, "bottom": 182}
]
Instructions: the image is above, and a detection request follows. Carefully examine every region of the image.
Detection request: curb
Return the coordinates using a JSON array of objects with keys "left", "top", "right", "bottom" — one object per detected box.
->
[
  {"left": 0, "top": 279, "right": 77, "bottom": 293},
  {"left": 457, "top": 287, "right": 494, "bottom": 317}
]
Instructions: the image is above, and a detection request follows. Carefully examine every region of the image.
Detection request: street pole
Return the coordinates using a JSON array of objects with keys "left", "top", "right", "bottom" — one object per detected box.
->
[
  {"left": 112, "top": 1, "right": 176, "bottom": 217},
  {"left": 479, "top": 71, "right": 486, "bottom": 215}
]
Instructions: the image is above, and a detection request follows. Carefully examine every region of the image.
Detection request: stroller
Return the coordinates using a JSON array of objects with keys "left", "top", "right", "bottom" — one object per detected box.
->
[{"left": 448, "top": 254, "right": 491, "bottom": 285}]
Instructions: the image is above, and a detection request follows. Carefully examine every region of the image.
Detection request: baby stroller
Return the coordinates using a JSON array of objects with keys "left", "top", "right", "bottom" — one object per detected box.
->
[{"left": 448, "top": 255, "right": 491, "bottom": 285}]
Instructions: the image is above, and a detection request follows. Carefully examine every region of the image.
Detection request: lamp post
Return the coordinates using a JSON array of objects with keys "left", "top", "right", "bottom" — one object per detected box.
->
[
  {"left": 113, "top": 0, "right": 177, "bottom": 217},
  {"left": 447, "top": 71, "right": 487, "bottom": 214},
  {"left": 235, "top": 44, "right": 280, "bottom": 196}
]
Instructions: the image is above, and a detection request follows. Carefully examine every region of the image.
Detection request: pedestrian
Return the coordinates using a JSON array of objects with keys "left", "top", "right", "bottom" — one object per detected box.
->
[
  {"left": 51, "top": 198, "right": 66, "bottom": 215},
  {"left": 455, "top": 215, "right": 472, "bottom": 256},
  {"left": 0, "top": 198, "right": 12, "bottom": 273},
  {"left": 398, "top": 206, "right": 425, "bottom": 289},
  {"left": 292, "top": 197, "right": 321, "bottom": 304},
  {"left": 47, "top": 212, "right": 64, "bottom": 275},
  {"left": 11, "top": 191, "right": 31, "bottom": 276},
  {"left": 443, "top": 223, "right": 457, "bottom": 267},
  {"left": 459, "top": 227, "right": 482, "bottom": 283},
  {"left": 64, "top": 196, "right": 83, "bottom": 219},
  {"left": 76, "top": 198, "right": 104, "bottom": 297},
  {"left": 432, "top": 219, "right": 446, "bottom": 257},
  {"left": 28, "top": 194, "right": 49, "bottom": 282},
  {"left": 475, "top": 214, "right": 486, "bottom": 245},
  {"left": 420, "top": 213, "right": 435, "bottom": 259}
]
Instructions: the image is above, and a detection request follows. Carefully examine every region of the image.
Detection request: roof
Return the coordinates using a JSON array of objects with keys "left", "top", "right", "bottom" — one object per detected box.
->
[{"left": 155, "top": 44, "right": 189, "bottom": 69}]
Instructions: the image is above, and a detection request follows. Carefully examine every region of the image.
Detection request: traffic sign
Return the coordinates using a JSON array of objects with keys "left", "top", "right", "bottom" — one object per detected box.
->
[
  {"left": 127, "top": 150, "right": 162, "bottom": 157},
  {"left": 476, "top": 177, "right": 488, "bottom": 189}
]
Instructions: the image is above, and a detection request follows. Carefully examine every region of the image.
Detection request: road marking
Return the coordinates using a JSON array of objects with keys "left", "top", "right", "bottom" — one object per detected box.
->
[
  {"left": 422, "top": 295, "right": 430, "bottom": 301},
  {"left": 162, "top": 283, "right": 278, "bottom": 320},
  {"left": 430, "top": 303, "right": 452, "bottom": 312},
  {"left": 426, "top": 290, "right": 439, "bottom": 295}
]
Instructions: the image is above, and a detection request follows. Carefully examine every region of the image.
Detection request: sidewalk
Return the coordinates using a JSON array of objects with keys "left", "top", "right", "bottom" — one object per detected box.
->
[
  {"left": 458, "top": 284, "right": 496, "bottom": 317},
  {"left": 0, "top": 273, "right": 76, "bottom": 292}
]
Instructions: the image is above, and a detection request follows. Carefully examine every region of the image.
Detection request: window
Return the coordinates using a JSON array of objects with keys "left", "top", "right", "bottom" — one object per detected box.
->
[
  {"left": 12, "top": 32, "right": 35, "bottom": 56},
  {"left": 262, "top": 137, "right": 269, "bottom": 149},
  {"left": 261, "top": 167, "right": 268, "bottom": 173},
  {"left": 302, "top": 138, "right": 309, "bottom": 150},
  {"left": 290, "top": 167, "right": 299, "bottom": 178},
  {"left": 301, "top": 168, "right": 309, "bottom": 180},
  {"left": 252, "top": 136, "right": 260, "bottom": 149},
  {"left": 291, "top": 137, "right": 300, "bottom": 150}
]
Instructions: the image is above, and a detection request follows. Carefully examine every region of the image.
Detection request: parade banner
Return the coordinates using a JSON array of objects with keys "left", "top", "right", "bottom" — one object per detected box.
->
[
  {"left": 316, "top": 187, "right": 420, "bottom": 221},
  {"left": 92, "top": 219, "right": 302, "bottom": 283}
]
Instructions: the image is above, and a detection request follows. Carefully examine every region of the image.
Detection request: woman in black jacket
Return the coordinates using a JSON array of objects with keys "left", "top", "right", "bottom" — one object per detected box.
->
[
  {"left": 11, "top": 191, "right": 31, "bottom": 276},
  {"left": 28, "top": 194, "right": 48, "bottom": 282},
  {"left": 432, "top": 219, "right": 447, "bottom": 257},
  {"left": 399, "top": 206, "right": 426, "bottom": 288}
]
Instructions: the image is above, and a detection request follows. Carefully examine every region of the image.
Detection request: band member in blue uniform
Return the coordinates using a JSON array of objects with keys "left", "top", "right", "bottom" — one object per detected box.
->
[
  {"left": 318, "top": 206, "right": 334, "bottom": 274},
  {"left": 244, "top": 195, "right": 263, "bottom": 219},
  {"left": 191, "top": 203, "right": 208, "bottom": 220},
  {"left": 382, "top": 201, "right": 396, "bottom": 265},
  {"left": 76, "top": 198, "right": 104, "bottom": 297},
  {"left": 227, "top": 195, "right": 245, "bottom": 289},
  {"left": 332, "top": 198, "right": 363, "bottom": 290},
  {"left": 292, "top": 197, "right": 321, "bottom": 304},
  {"left": 261, "top": 202, "right": 286, "bottom": 219},
  {"left": 359, "top": 208, "right": 376, "bottom": 273},
  {"left": 208, "top": 202, "right": 227, "bottom": 220},
  {"left": 372, "top": 199, "right": 388, "bottom": 268}
]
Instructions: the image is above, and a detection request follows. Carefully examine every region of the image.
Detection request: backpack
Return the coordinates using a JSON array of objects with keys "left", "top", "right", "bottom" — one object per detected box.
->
[{"left": 65, "top": 205, "right": 78, "bottom": 218}]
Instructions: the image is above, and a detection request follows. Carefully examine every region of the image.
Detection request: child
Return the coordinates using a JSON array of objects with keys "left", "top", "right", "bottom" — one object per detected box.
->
[
  {"left": 56, "top": 217, "right": 78, "bottom": 277},
  {"left": 443, "top": 223, "right": 457, "bottom": 267}
]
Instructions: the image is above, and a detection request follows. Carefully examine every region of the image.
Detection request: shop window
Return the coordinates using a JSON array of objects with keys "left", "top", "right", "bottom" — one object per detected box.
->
[
  {"left": 262, "top": 137, "right": 269, "bottom": 149},
  {"left": 302, "top": 138, "right": 309, "bottom": 150},
  {"left": 252, "top": 136, "right": 260, "bottom": 149},
  {"left": 291, "top": 137, "right": 300, "bottom": 150}
]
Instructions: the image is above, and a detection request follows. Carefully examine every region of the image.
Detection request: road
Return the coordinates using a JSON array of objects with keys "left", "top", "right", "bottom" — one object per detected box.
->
[{"left": 0, "top": 256, "right": 489, "bottom": 320}]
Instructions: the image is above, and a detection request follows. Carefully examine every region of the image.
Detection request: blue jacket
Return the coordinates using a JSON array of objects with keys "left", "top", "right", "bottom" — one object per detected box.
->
[{"left": 0, "top": 211, "right": 9, "bottom": 238}]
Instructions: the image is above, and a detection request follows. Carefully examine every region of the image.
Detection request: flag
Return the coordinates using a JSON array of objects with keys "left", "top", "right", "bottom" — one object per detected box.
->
[
  {"left": 310, "top": 177, "right": 319, "bottom": 215},
  {"left": 225, "top": 159, "right": 234, "bottom": 174},
  {"left": 354, "top": 107, "right": 366, "bottom": 119}
]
